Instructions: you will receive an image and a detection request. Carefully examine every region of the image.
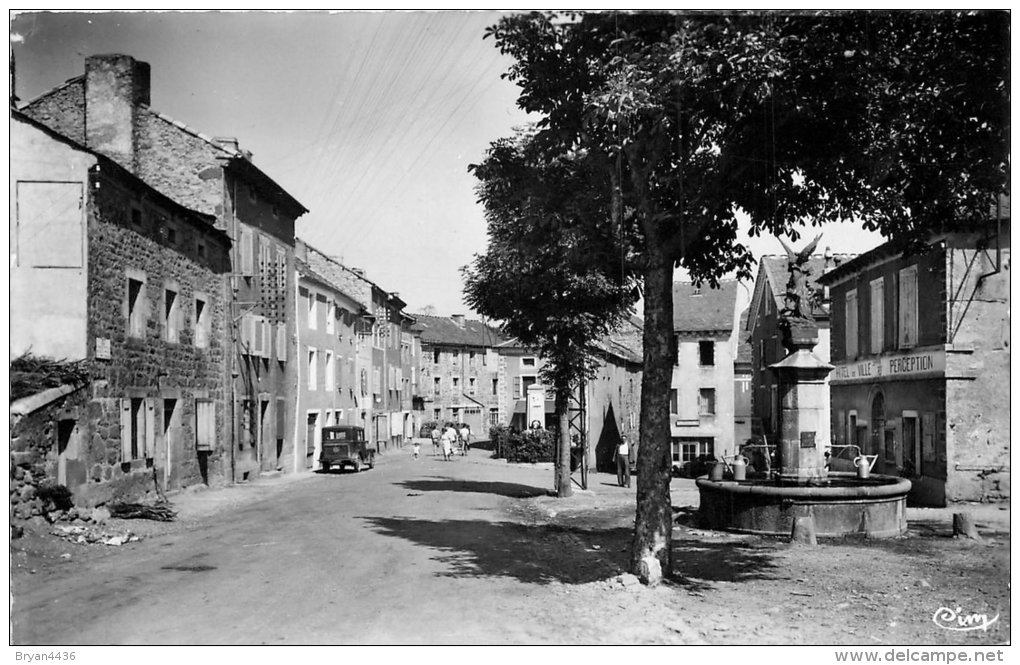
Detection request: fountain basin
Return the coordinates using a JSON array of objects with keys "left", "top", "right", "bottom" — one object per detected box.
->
[{"left": 696, "top": 472, "right": 912, "bottom": 538}]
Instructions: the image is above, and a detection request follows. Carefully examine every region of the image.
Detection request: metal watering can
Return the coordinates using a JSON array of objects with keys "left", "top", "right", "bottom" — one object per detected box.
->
[
  {"left": 854, "top": 455, "right": 876, "bottom": 479},
  {"left": 731, "top": 455, "right": 749, "bottom": 481},
  {"left": 709, "top": 461, "right": 726, "bottom": 481}
]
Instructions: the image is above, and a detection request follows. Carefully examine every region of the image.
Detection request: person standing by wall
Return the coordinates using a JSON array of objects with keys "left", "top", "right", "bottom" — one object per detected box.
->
[{"left": 615, "top": 436, "right": 631, "bottom": 488}]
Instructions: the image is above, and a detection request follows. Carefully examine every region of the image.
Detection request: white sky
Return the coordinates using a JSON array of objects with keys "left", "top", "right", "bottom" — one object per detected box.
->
[{"left": 11, "top": 10, "right": 885, "bottom": 316}]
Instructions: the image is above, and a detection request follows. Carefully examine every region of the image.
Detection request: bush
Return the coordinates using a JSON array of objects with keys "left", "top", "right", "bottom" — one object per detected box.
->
[
  {"left": 36, "top": 481, "right": 74, "bottom": 511},
  {"left": 489, "top": 424, "right": 556, "bottom": 463}
]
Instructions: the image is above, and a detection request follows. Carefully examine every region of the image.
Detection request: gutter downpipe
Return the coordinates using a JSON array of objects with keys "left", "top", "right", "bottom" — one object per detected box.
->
[{"left": 293, "top": 263, "right": 302, "bottom": 474}]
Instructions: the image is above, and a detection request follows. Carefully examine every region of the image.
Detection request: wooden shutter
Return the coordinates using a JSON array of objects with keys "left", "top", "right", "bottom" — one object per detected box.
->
[
  {"left": 120, "top": 398, "right": 132, "bottom": 462},
  {"left": 196, "top": 400, "right": 215, "bottom": 452},
  {"left": 145, "top": 398, "right": 156, "bottom": 459},
  {"left": 899, "top": 266, "right": 918, "bottom": 348},
  {"left": 845, "top": 289, "right": 858, "bottom": 358},
  {"left": 870, "top": 278, "right": 884, "bottom": 354},
  {"left": 261, "top": 318, "right": 271, "bottom": 358},
  {"left": 513, "top": 376, "right": 522, "bottom": 399},
  {"left": 276, "top": 322, "right": 287, "bottom": 361},
  {"left": 239, "top": 227, "right": 254, "bottom": 276}
]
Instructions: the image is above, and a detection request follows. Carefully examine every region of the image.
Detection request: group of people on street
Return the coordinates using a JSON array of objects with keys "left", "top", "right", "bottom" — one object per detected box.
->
[{"left": 428, "top": 423, "right": 471, "bottom": 461}]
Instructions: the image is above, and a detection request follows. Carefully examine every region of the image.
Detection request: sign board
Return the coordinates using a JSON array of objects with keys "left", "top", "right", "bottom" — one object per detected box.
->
[
  {"left": 95, "top": 337, "right": 111, "bottom": 360},
  {"left": 830, "top": 348, "right": 945, "bottom": 385},
  {"left": 526, "top": 384, "right": 546, "bottom": 427}
]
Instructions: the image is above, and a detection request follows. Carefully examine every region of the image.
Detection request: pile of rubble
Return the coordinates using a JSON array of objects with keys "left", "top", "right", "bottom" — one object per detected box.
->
[{"left": 51, "top": 523, "right": 140, "bottom": 547}]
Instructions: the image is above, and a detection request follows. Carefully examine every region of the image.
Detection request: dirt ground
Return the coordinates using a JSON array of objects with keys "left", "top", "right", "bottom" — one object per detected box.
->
[{"left": 9, "top": 453, "right": 1011, "bottom": 646}]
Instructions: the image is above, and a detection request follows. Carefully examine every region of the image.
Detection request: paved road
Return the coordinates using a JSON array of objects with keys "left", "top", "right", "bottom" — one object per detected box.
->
[{"left": 11, "top": 450, "right": 667, "bottom": 645}]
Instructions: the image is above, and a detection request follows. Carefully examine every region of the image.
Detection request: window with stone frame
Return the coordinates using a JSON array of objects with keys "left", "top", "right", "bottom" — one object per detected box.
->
[
  {"left": 127, "top": 273, "right": 147, "bottom": 339},
  {"left": 699, "top": 388, "right": 716, "bottom": 415},
  {"left": 120, "top": 397, "right": 154, "bottom": 462},
  {"left": 164, "top": 285, "right": 180, "bottom": 344},
  {"left": 193, "top": 294, "right": 210, "bottom": 349},
  {"left": 698, "top": 340, "right": 715, "bottom": 366}
]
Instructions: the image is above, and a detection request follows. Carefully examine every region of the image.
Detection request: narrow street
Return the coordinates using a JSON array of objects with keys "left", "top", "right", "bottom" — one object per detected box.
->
[
  {"left": 11, "top": 447, "right": 1010, "bottom": 646},
  {"left": 11, "top": 450, "right": 692, "bottom": 645}
]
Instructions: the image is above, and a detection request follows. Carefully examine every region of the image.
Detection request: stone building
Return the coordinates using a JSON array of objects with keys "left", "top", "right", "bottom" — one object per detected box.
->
[
  {"left": 415, "top": 313, "right": 505, "bottom": 435},
  {"left": 669, "top": 281, "right": 745, "bottom": 473},
  {"left": 817, "top": 209, "right": 1010, "bottom": 506},
  {"left": 745, "top": 254, "right": 838, "bottom": 464},
  {"left": 294, "top": 244, "right": 375, "bottom": 469},
  {"left": 585, "top": 319, "right": 643, "bottom": 473},
  {"left": 11, "top": 109, "right": 231, "bottom": 506},
  {"left": 20, "top": 54, "right": 308, "bottom": 482},
  {"left": 301, "top": 241, "right": 420, "bottom": 451}
]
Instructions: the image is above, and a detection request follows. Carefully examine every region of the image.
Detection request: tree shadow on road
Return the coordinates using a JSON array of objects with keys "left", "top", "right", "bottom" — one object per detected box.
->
[
  {"left": 359, "top": 515, "right": 629, "bottom": 585},
  {"left": 397, "top": 477, "right": 551, "bottom": 499},
  {"left": 669, "top": 538, "right": 789, "bottom": 594}
]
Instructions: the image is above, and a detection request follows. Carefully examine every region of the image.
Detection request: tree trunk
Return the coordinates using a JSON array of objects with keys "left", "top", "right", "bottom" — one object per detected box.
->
[
  {"left": 555, "top": 389, "right": 573, "bottom": 498},
  {"left": 631, "top": 245, "right": 674, "bottom": 585}
]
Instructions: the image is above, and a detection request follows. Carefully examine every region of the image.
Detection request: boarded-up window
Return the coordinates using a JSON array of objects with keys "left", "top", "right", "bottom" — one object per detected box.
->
[
  {"left": 898, "top": 265, "right": 918, "bottom": 349},
  {"left": 870, "top": 278, "right": 884, "bottom": 354},
  {"left": 845, "top": 289, "right": 858, "bottom": 358},
  {"left": 16, "top": 181, "right": 83, "bottom": 268},
  {"left": 195, "top": 400, "right": 215, "bottom": 452}
]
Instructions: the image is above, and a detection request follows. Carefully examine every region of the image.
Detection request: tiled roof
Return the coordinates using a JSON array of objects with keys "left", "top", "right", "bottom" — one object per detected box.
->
[
  {"left": 412, "top": 314, "right": 504, "bottom": 348},
  {"left": 673, "top": 280, "right": 739, "bottom": 333}
]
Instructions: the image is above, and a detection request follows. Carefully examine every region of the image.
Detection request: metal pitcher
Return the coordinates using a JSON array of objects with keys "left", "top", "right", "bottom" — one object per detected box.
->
[
  {"left": 709, "top": 461, "right": 725, "bottom": 481},
  {"left": 854, "top": 455, "right": 871, "bottom": 480},
  {"left": 732, "top": 455, "right": 748, "bottom": 481}
]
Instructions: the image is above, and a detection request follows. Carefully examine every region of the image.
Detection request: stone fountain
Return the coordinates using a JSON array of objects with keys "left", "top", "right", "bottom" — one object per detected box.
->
[{"left": 697, "top": 236, "right": 911, "bottom": 538}]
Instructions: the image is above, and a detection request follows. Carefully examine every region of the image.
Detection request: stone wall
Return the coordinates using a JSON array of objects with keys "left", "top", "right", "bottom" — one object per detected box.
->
[
  {"left": 76, "top": 167, "right": 230, "bottom": 506},
  {"left": 10, "top": 387, "right": 89, "bottom": 520}
]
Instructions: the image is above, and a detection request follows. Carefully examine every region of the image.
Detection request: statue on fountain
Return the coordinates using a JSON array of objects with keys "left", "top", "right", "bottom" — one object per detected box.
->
[{"left": 777, "top": 233, "right": 822, "bottom": 353}]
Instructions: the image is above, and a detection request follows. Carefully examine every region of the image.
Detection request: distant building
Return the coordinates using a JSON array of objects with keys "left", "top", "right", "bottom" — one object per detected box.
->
[
  {"left": 817, "top": 208, "right": 1010, "bottom": 506},
  {"left": 733, "top": 309, "right": 753, "bottom": 449},
  {"left": 669, "top": 281, "right": 745, "bottom": 473},
  {"left": 301, "top": 242, "right": 420, "bottom": 452},
  {"left": 745, "top": 254, "right": 838, "bottom": 461},
  {"left": 11, "top": 109, "right": 231, "bottom": 505},
  {"left": 414, "top": 313, "right": 504, "bottom": 435},
  {"left": 294, "top": 250, "right": 373, "bottom": 470}
]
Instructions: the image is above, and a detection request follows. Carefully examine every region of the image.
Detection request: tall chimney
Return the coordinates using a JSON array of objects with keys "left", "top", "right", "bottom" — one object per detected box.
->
[
  {"left": 451, "top": 314, "right": 466, "bottom": 326},
  {"left": 85, "top": 54, "right": 151, "bottom": 173}
]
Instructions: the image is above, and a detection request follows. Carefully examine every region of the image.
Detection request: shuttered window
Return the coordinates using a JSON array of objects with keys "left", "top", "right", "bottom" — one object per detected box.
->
[
  {"left": 275, "top": 322, "right": 287, "bottom": 361},
  {"left": 898, "top": 265, "right": 918, "bottom": 349},
  {"left": 513, "top": 376, "right": 522, "bottom": 399},
  {"left": 195, "top": 400, "right": 215, "bottom": 452},
  {"left": 239, "top": 227, "right": 254, "bottom": 276},
  {"left": 120, "top": 397, "right": 154, "bottom": 461},
  {"left": 845, "top": 289, "right": 858, "bottom": 359},
  {"left": 870, "top": 278, "right": 884, "bottom": 354}
]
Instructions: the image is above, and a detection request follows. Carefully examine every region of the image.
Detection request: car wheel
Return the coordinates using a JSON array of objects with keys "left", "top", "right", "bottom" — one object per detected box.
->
[
  {"left": 354, "top": 458, "right": 362, "bottom": 473},
  {"left": 368, "top": 455, "right": 375, "bottom": 469},
  {"left": 321, "top": 462, "right": 330, "bottom": 473}
]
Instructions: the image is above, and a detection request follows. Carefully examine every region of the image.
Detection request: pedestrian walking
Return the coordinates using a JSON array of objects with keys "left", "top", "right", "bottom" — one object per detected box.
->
[
  {"left": 412, "top": 440, "right": 420, "bottom": 461},
  {"left": 615, "top": 436, "right": 631, "bottom": 488},
  {"left": 431, "top": 426, "right": 441, "bottom": 457},
  {"left": 441, "top": 425, "right": 455, "bottom": 461},
  {"left": 459, "top": 424, "right": 470, "bottom": 455}
]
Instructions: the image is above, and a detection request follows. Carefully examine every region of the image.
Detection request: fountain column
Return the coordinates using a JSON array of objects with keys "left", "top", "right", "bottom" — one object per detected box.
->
[{"left": 769, "top": 314, "right": 833, "bottom": 483}]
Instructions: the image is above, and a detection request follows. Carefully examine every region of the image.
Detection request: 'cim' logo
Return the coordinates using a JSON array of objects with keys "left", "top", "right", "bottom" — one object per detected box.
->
[{"left": 932, "top": 606, "right": 999, "bottom": 632}]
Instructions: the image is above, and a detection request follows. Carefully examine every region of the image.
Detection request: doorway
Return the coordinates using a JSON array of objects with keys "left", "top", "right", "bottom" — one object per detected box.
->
[{"left": 870, "top": 391, "right": 887, "bottom": 473}]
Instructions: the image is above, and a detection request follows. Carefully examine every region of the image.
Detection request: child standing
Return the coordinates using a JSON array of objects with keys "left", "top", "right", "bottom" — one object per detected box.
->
[{"left": 413, "top": 440, "right": 420, "bottom": 461}]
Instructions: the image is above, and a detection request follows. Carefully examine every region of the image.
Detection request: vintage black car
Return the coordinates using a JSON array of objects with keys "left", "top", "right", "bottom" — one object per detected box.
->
[{"left": 319, "top": 426, "right": 375, "bottom": 473}]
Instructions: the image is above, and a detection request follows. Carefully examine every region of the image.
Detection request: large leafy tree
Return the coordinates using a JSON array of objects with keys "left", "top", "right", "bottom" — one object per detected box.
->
[
  {"left": 463, "top": 129, "right": 637, "bottom": 497},
  {"left": 485, "top": 10, "right": 1008, "bottom": 583}
]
